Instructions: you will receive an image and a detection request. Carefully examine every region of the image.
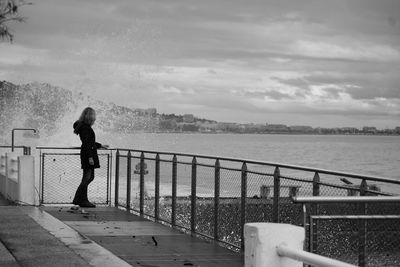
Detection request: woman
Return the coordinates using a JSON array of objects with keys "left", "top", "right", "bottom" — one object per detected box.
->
[{"left": 72, "top": 107, "right": 107, "bottom": 208}]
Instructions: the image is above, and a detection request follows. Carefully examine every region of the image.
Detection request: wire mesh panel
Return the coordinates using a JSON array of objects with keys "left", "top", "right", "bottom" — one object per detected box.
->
[
  {"left": 158, "top": 156, "right": 174, "bottom": 224},
  {"left": 245, "top": 168, "right": 274, "bottom": 224},
  {"left": 313, "top": 217, "right": 359, "bottom": 265},
  {"left": 142, "top": 155, "right": 157, "bottom": 218},
  {"left": 313, "top": 216, "right": 400, "bottom": 266},
  {"left": 218, "top": 166, "right": 242, "bottom": 247},
  {"left": 365, "top": 218, "right": 400, "bottom": 266},
  {"left": 195, "top": 162, "right": 216, "bottom": 237},
  {"left": 111, "top": 148, "right": 400, "bottom": 254},
  {"left": 310, "top": 202, "right": 400, "bottom": 266},
  {"left": 117, "top": 155, "right": 128, "bottom": 207},
  {"left": 174, "top": 157, "right": 192, "bottom": 230},
  {"left": 41, "top": 153, "right": 110, "bottom": 204},
  {"left": 279, "top": 176, "right": 311, "bottom": 225},
  {"left": 128, "top": 153, "right": 141, "bottom": 212}
]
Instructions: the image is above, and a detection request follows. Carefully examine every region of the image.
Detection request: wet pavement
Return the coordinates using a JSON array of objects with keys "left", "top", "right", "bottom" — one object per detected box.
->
[
  {"left": 45, "top": 206, "right": 244, "bottom": 267},
  {"left": 0, "top": 206, "right": 90, "bottom": 267},
  {"left": 0, "top": 194, "right": 243, "bottom": 267}
]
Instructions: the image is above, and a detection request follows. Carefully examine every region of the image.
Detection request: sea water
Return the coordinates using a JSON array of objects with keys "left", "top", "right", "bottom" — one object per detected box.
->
[
  {"left": 98, "top": 133, "right": 400, "bottom": 179},
  {"left": 29, "top": 132, "right": 400, "bottom": 202}
]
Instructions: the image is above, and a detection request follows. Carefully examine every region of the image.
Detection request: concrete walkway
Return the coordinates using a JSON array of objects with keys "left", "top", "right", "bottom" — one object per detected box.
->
[
  {"left": 0, "top": 206, "right": 92, "bottom": 267},
  {"left": 0, "top": 194, "right": 19, "bottom": 267},
  {"left": 45, "top": 206, "right": 244, "bottom": 267},
  {"left": 0, "top": 194, "right": 243, "bottom": 266}
]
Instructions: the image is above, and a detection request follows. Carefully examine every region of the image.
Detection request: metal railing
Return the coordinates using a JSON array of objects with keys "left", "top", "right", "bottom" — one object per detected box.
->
[
  {"left": 37, "top": 147, "right": 113, "bottom": 205},
  {"left": 112, "top": 148, "right": 400, "bottom": 252},
  {"left": 293, "top": 196, "right": 400, "bottom": 267},
  {"left": 34, "top": 146, "right": 400, "bottom": 265}
]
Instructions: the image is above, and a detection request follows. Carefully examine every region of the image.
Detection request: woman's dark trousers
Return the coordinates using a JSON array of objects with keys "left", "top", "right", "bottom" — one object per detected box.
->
[{"left": 73, "top": 169, "right": 94, "bottom": 204}]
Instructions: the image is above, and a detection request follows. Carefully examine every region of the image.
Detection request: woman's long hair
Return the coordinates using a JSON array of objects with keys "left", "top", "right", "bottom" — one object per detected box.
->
[{"left": 74, "top": 107, "right": 96, "bottom": 134}]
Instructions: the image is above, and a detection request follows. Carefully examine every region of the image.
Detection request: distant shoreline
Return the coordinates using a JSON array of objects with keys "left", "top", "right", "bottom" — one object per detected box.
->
[{"left": 132, "top": 131, "right": 400, "bottom": 136}]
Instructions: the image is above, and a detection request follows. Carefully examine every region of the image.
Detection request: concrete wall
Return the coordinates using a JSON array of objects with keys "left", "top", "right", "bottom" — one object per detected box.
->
[{"left": 0, "top": 152, "right": 36, "bottom": 205}]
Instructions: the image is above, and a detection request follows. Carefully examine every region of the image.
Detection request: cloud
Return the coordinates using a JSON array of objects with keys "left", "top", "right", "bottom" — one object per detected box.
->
[
  {"left": 0, "top": 43, "right": 48, "bottom": 66},
  {"left": 244, "top": 90, "right": 295, "bottom": 100},
  {"left": 292, "top": 40, "right": 400, "bottom": 62},
  {"left": 2, "top": 0, "right": 400, "bottom": 128},
  {"left": 275, "top": 71, "right": 400, "bottom": 101}
]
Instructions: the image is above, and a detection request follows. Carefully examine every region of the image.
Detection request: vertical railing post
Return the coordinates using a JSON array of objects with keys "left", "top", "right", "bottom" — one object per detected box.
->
[
  {"left": 303, "top": 203, "right": 310, "bottom": 252},
  {"left": 272, "top": 166, "right": 280, "bottom": 223},
  {"left": 358, "top": 179, "right": 368, "bottom": 267},
  {"left": 313, "top": 172, "right": 320, "bottom": 196},
  {"left": 155, "top": 153, "right": 160, "bottom": 221},
  {"left": 106, "top": 154, "right": 111, "bottom": 205},
  {"left": 126, "top": 151, "right": 131, "bottom": 212},
  {"left": 311, "top": 172, "right": 320, "bottom": 252},
  {"left": 191, "top": 156, "right": 197, "bottom": 233},
  {"left": 139, "top": 152, "right": 145, "bottom": 215},
  {"left": 40, "top": 152, "right": 45, "bottom": 205},
  {"left": 214, "top": 159, "right": 220, "bottom": 241},
  {"left": 241, "top": 162, "right": 247, "bottom": 250},
  {"left": 114, "top": 150, "right": 120, "bottom": 207},
  {"left": 171, "top": 154, "right": 177, "bottom": 227}
]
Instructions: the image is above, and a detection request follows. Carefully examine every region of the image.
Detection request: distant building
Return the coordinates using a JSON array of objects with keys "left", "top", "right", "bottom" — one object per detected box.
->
[
  {"left": 183, "top": 114, "right": 195, "bottom": 123},
  {"left": 265, "top": 124, "right": 289, "bottom": 132},
  {"left": 177, "top": 122, "right": 199, "bottom": 132},
  {"left": 289, "top": 125, "right": 314, "bottom": 133},
  {"left": 340, "top": 127, "right": 359, "bottom": 134},
  {"left": 216, "top": 122, "right": 240, "bottom": 132},
  {"left": 198, "top": 122, "right": 218, "bottom": 133},
  {"left": 362, "top": 126, "right": 377, "bottom": 134},
  {"left": 146, "top": 108, "right": 157, "bottom": 116},
  {"left": 134, "top": 108, "right": 157, "bottom": 116},
  {"left": 243, "top": 123, "right": 267, "bottom": 133}
]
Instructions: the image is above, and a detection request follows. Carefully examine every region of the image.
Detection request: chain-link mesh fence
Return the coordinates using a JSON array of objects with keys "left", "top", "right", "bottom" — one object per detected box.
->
[
  {"left": 41, "top": 152, "right": 110, "bottom": 204},
  {"left": 195, "top": 163, "right": 215, "bottom": 237},
  {"left": 34, "top": 145, "right": 400, "bottom": 266},
  {"left": 174, "top": 159, "right": 192, "bottom": 230},
  {"left": 35, "top": 147, "right": 398, "bottom": 263},
  {"left": 116, "top": 154, "right": 128, "bottom": 207},
  {"left": 218, "top": 165, "right": 242, "bottom": 247},
  {"left": 309, "top": 202, "right": 400, "bottom": 266},
  {"left": 113, "top": 150, "right": 400, "bottom": 256}
]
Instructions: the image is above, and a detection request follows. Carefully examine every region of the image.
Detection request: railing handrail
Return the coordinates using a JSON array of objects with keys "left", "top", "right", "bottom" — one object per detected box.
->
[
  {"left": 292, "top": 196, "right": 400, "bottom": 203},
  {"left": 113, "top": 147, "right": 400, "bottom": 184},
  {"left": 36, "top": 146, "right": 115, "bottom": 150},
  {"left": 276, "top": 244, "right": 357, "bottom": 267},
  {"left": 34, "top": 145, "right": 400, "bottom": 185},
  {"left": 311, "top": 215, "right": 400, "bottom": 220}
]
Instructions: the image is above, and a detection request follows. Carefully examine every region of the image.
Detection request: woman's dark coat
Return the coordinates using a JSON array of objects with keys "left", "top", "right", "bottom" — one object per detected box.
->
[{"left": 73, "top": 121, "right": 102, "bottom": 169}]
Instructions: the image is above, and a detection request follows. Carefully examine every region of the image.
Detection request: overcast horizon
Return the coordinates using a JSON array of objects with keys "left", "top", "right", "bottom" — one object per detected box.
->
[{"left": 1, "top": 0, "right": 400, "bottom": 129}]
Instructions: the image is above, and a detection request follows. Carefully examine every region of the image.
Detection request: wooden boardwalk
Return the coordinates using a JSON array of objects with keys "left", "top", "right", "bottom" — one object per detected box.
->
[{"left": 45, "top": 206, "right": 244, "bottom": 267}]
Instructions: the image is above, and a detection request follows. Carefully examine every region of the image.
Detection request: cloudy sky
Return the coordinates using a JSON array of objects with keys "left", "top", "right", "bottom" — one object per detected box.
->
[{"left": 1, "top": 0, "right": 400, "bottom": 128}]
